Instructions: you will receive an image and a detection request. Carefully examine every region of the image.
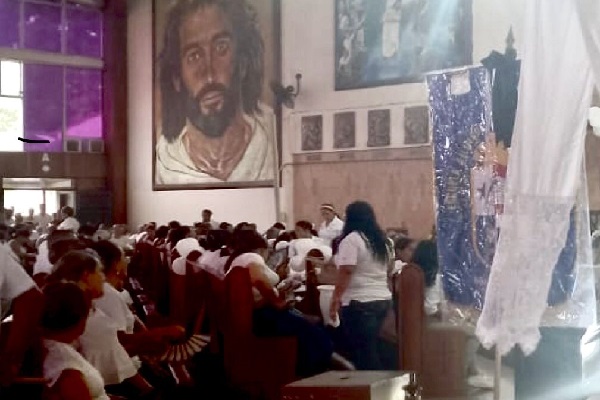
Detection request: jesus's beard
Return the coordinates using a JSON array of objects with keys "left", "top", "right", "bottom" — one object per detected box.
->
[{"left": 184, "top": 82, "right": 239, "bottom": 138}]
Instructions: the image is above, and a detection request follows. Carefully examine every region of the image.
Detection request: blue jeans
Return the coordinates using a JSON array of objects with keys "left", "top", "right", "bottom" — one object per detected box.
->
[{"left": 340, "top": 300, "right": 396, "bottom": 370}]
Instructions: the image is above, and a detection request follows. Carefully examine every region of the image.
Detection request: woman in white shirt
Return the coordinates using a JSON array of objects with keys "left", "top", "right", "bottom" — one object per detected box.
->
[
  {"left": 171, "top": 237, "right": 205, "bottom": 276},
  {"left": 90, "top": 241, "right": 187, "bottom": 395},
  {"left": 390, "top": 237, "right": 416, "bottom": 279},
  {"left": 289, "top": 221, "right": 332, "bottom": 275},
  {"left": 0, "top": 245, "right": 41, "bottom": 386},
  {"left": 224, "top": 230, "right": 334, "bottom": 377},
  {"left": 109, "top": 224, "right": 134, "bottom": 252},
  {"left": 91, "top": 241, "right": 185, "bottom": 354},
  {"left": 198, "top": 229, "right": 232, "bottom": 279},
  {"left": 57, "top": 206, "right": 80, "bottom": 233},
  {"left": 394, "top": 237, "right": 441, "bottom": 317},
  {"left": 8, "top": 227, "right": 30, "bottom": 265},
  {"left": 317, "top": 204, "right": 344, "bottom": 246},
  {"left": 33, "top": 238, "right": 53, "bottom": 283},
  {"left": 329, "top": 201, "right": 395, "bottom": 370},
  {"left": 266, "top": 231, "right": 293, "bottom": 271},
  {"left": 47, "top": 250, "right": 154, "bottom": 397},
  {"left": 41, "top": 281, "right": 110, "bottom": 400}
]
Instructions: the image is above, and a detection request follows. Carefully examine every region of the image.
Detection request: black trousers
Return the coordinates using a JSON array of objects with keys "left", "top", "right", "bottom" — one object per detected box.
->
[{"left": 340, "top": 299, "right": 396, "bottom": 370}]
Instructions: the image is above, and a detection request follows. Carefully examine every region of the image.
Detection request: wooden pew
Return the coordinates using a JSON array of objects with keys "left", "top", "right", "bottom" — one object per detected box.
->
[
  {"left": 169, "top": 260, "right": 209, "bottom": 335},
  {"left": 169, "top": 270, "right": 187, "bottom": 328},
  {"left": 295, "top": 249, "right": 325, "bottom": 320},
  {"left": 124, "top": 277, "right": 195, "bottom": 389},
  {"left": 394, "top": 265, "right": 467, "bottom": 398},
  {"left": 223, "top": 268, "right": 297, "bottom": 400},
  {"left": 202, "top": 271, "right": 226, "bottom": 355},
  {"left": 395, "top": 264, "right": 425, "bottom": 372},
  {"left": 126, "top": 276, "right": 162, "bottom": 326},
  {"left": 129, "top": 241, "right": 169, "bottom": 316}
]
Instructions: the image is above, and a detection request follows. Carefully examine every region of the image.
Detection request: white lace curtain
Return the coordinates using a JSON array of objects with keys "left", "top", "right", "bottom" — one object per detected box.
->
[{"left": 476, "top": 0, "right": 600, "bottom": 355}]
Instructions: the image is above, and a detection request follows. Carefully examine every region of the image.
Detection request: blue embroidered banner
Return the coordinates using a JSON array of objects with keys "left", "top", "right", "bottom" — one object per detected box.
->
[{"left": 427, "top": 67, "right": 576, "bottom": 310}]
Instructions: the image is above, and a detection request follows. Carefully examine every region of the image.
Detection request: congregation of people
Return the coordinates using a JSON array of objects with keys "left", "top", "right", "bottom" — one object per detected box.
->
[{"left": 0, "top": 200, "right": 440, "bottom": 399}]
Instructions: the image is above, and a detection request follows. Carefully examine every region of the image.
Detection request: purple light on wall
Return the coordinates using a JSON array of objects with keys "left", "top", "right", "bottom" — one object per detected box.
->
[
  {"left": 24, "top": 2, "right": 62, "bottom": 53},
  {"left": 0, "top": 0, "right": 19, "bottom": 48},
  {"left": 67, "top": 7, "right": 102, "bottom": 58},
  {"left": 66, "top": 67, "right": 102, "bottom": 138},
  {"left": 23, "top": 64, "right": 64, "bottom": 152}
]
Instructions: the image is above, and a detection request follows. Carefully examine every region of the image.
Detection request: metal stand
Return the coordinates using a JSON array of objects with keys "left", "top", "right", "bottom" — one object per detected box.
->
[
  {"left": 403, "top": 372, "right": 422, "bottom": 399},
  {"left": 272, "top": 113, "right": 282, "bottom": 223},
  {"left": 494, "top": 345, "right": 501, "bottom": 400}
]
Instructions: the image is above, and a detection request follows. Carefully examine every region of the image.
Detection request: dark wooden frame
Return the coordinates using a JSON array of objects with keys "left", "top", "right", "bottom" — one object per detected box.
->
[
  {"left": 103, "top": 0, "right": 128, "bottom": 223},
  {"left": 151, "top": 0, "right": 282, "bottom": 191}
]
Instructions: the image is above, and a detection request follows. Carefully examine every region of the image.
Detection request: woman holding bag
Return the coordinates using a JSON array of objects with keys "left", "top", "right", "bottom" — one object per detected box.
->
[{"left": 329, "top": 201, "right": 396, "bottom": 370}]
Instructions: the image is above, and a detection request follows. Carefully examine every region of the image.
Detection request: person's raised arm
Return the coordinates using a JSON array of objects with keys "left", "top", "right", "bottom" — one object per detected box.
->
[
  {"left": 116, "top": 325, "right": 185, "bottom": 357},
  {"left": 0, "top": 287, "right": 43, "bottom": 386},
  {"left": 248, "top": 263, "right": 287, "bottom": 309},
  {"left": 330, "top": 266, "right": 352, "bottom": 321},
  {"left": 0, "top": 250, "right": 42, "bottom": 386},
  {"left": 54, "top": 370, "right": 93, "bottom": 400},
  {"left": 329, "top": 234, "right": 358, "bottom": 321}
]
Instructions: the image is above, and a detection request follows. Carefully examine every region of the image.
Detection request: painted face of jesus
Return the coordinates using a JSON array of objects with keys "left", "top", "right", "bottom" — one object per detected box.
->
[{"left": 178, "top": 5, "right": 240, "bottom": 138}]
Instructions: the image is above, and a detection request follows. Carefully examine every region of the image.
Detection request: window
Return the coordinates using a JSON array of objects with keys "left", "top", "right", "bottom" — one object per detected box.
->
[
  {"left": 0, "top": 59, "right": 103, "bottom": 152},
  {"left": 0, "top": 0, "right": 103, "bottom": 57},
  {"left": 0, "top": 0, "right": 20, "bottom": 49},
  {"left": 0, "top": 60, "right": 24, "bottom": 151},
  {"left": 0, "top": 0, "right": 103, "bottom": 152},
  {"left": 4, "top": 190, "right": 61, "bottom": 216}
]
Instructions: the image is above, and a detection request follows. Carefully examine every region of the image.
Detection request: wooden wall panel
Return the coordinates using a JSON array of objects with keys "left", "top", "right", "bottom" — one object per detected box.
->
[
  {"left": 74, "top": 178, "right": 107, "bottom": 190},
  {"left": 292, "top": 133, "right": 600, "bottom": 240},
  {"left": 292, "top": 147, "right": 435, "bottom": 239},
  {"left": 0, "top": 153, "right": 106, "bottom": 178}
]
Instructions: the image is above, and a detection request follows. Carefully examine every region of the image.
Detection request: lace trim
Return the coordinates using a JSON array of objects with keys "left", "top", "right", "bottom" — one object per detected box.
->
[{"left": 475, "top": 193, "right": 575, "bottom": 355}]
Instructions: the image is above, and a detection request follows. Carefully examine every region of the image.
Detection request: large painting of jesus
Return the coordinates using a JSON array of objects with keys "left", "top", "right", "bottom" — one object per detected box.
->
[{"left": 153, "top": 0, "right": 280, "bottom": 190}]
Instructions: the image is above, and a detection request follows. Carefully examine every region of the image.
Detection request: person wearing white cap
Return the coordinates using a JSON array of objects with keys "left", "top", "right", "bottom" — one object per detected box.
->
[
  {"left": 171, "top": 238, "right": 205, "bottom": 275},
  {"left": 317, "top": 204, "right": 344, "bottom": 246}
]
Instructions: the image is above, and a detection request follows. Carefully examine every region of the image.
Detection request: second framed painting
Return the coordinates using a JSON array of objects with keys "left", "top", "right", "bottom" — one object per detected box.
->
[
  {"left": 335, "top": 0, "right": 473, "bottom": 90},
  {"left": 152, "top": 0, "right": 281, "bottom": 190}
]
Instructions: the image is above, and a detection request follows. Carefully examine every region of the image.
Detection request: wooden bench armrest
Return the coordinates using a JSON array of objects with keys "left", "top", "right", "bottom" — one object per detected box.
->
[{"left": 13, "top": 376, "right": 48, "bottom": 385}]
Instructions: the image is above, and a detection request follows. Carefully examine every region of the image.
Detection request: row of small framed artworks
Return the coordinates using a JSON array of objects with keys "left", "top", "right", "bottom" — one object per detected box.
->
[{"left": 299, "top": 105, "right": 430, "bottom": 152}]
